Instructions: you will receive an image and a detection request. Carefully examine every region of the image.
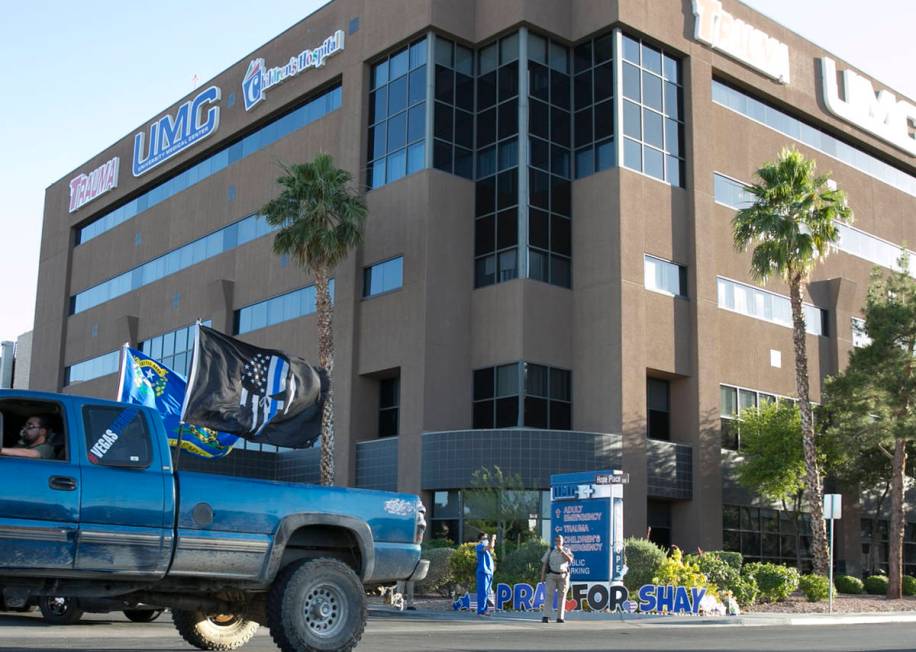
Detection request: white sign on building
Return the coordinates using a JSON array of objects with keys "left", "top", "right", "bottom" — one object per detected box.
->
[
  {"left": 820, "top": 58, "right": 916, "bottom": 157},
  {"left": 692, "top": 0, "right": 791, "bottom": 84}
]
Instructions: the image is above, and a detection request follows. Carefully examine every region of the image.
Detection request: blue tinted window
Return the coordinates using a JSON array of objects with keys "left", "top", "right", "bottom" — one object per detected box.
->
[
  {"left": 363, "top": 257, "right": 404, "bottom": 297},
  {"left": 78, "top": 84, "right": 342, "bottom": 244},
  {"left": 65, "top": 350, "right": 120, "bottom": 385},
  {"left": 235, "top": 281, "right": 334, "bottom": 335},
  {"left": 369, "top": 37, "right": 430, "bottom": 187}
]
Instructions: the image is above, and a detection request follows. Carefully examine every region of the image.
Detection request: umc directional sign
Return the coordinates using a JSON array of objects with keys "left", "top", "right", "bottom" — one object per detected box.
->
[{"left": 550, "top": 470, "right": 627, "bottom": 584}]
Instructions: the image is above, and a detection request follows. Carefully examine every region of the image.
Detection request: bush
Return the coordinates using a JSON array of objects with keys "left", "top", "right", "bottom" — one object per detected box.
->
[
  {"left": 623, "top": 538, "right": 667, "bottom": 592},
  {"left": 653, "top": 547, "right": 718, "bottom": 600},
  {"left": 904, "top": 576, "right": 916, "bottom": 597},
  {"left": 835, "top": 575, "right": 864, "bottom": 595},
  {"left": 864, "top": 575, "right": 889, "bottom": 595},
  {"left": 422, "top": 538, "right": 455, "bottom": 552},
  {"left": 688, "top": 552, "right": 757, "bottom": 607},
  {"left": 707, "top": 550, "right": 743, "bottom": 571},
  {"left": 798, "top": 574, "right": 831, "bottom": 602},
  {"left": 448, "top": 543, "right": 479, "bottom": 592},
  {"left": 498, "top": 540, "right": 548, "bottom": 586},
  {"left": 416, "top": 547, "right": 455, "bottom": 596},
  {"left": 742, "top": 562, "right": 799, "bottom": 603}
]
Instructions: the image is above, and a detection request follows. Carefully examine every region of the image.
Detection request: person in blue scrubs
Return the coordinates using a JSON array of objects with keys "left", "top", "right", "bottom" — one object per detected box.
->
[{"left": 475, "top": 532, "right": 494, "bottom": 615}]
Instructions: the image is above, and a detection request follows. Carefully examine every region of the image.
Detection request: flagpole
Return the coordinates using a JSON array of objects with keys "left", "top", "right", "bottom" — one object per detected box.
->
[{"left": 175, "top": 321, "right": 202, "bottom": 473}]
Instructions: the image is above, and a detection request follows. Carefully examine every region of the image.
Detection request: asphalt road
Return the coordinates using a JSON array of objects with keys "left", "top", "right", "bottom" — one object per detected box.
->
[{"left": 1, "top": 611, "right": 916, "bottom": 652}]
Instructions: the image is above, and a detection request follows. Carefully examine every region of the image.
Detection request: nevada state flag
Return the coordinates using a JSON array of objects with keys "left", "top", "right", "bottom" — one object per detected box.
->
[
  {"left": 180, "top": 325, "right": 326, "bottom": 448},
  {"left": 116, "top": 346, "right": 237, "bottom": 458}
]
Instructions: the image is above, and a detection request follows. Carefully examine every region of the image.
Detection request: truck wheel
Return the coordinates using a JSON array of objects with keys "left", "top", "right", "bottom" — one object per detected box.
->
[
  {"left": 172, "top": 609, "right": 259, "bottom": 651},
  {"left": 38, "top": 596, "right": 84, "bottom": 625},
  {"left": 267, "top": 558, "right": 367, "bottom": 652},
  {"left": 123, "top": 608, "right": 163, "bottom": 622}
]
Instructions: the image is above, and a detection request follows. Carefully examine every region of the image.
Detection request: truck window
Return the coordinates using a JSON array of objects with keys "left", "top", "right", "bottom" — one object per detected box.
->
[
  {"left": 82, "top": 405, "right": 152, "bottom": 469},
  {"left": 0, "top": 399, "right": 68, "bottom": 461}
]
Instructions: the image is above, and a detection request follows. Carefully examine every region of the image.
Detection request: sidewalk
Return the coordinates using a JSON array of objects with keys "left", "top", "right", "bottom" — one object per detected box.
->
[{"left": 368, "top": 604, "right": 916, "bottom": 628}]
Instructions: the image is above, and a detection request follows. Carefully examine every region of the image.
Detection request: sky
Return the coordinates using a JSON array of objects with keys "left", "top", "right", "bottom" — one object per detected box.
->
[{"left": 0, "top": 0, "right": 914, "bottom": 345}]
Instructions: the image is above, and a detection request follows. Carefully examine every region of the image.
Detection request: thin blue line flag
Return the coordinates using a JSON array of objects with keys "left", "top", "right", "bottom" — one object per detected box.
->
[
  {"left": 116, "top": 345, "right": 238, "bottom": 458},
  {"left": 179, "top": 326, "right": 327, "bottom": 449}
]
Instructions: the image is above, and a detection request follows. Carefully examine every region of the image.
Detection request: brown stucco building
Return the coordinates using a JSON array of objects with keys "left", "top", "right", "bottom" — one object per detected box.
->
[{"left": 33, "top": 0, "right": 916, "bottom": 574}]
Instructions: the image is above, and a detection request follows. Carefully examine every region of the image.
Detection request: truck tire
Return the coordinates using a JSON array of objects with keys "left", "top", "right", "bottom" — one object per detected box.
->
[
  {"left": 123, "top": 608, "right": 163, "bottom": 622},
  {"left": 172, "top": 609, "right": 259, "bottom": 651},
  {"left": 267, "top": 558, "right": 367, "bottom": 652},
  {"left": 38, "top": 596, "right": 84, "bottom": 625}
]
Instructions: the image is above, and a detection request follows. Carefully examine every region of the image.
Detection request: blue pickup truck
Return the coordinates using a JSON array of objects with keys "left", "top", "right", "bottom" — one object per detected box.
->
[{"left": 0, "top": 390, "right": 426, "bottom": 651}]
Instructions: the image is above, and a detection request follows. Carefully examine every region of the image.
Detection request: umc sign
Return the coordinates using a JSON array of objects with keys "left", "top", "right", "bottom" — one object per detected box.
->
[
  {"left": 820, "top": 58, "right": 916, "bottom": 157},
  {"left": 132, "top": 86, "right": 222, "bottom": 177}
]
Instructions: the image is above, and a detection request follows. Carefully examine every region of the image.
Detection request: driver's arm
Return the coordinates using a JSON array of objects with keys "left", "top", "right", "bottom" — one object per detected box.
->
[{"left": 0, "top": 446, "right": 40, "bottom": 458}]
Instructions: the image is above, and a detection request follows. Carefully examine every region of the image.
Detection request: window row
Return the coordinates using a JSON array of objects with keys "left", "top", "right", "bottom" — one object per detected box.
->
[
  {"left": 64, "top": 350, "right": 120, "bottom": 385},
  {"left": 712, "top": 80, "right": 916, "bottom": 199},
  {"left": 715, "top": 172, "right": 916, "bottom": 278},
  {"left": 72, "top": 213, "right": 275, "bottom": 314},
  {"left": 78, "top": 85, "right": 342, "bottom": 244},
  {"left": 723, "top": 504, "right": 813, "bottom": 570},
  {"left": 234, "top": 280, "right": 334, "bottom": 336},
  {"left": 717, "top": 277, "right": 826, "bottom": 336},
  {"left": 472, "top": 362, "right": 572, "bottom": 430}
]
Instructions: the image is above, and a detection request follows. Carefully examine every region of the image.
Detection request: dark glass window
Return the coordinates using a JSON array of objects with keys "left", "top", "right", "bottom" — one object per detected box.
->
[
  {"left": 368, "top": 38, "right": 428, "bottom": 188},
  {"left": 378, "top": 377, "right": 400, "bottom": 437},
  {"left": 473, "top": 362, "right": 571, "bottom": 430},
  {"left": 647, "top": 378, "right": 670, "bottom": 440}
]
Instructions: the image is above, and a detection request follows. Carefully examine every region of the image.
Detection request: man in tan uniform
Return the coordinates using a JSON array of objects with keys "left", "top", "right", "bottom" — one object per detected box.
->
[{"left": 540, "top": 534, "right": 574, "bottom": 623}]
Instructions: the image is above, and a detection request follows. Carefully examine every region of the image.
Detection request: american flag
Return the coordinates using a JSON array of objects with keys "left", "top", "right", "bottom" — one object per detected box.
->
[{"left": 239, "top": 352, "right": 294, "bottom": 435}]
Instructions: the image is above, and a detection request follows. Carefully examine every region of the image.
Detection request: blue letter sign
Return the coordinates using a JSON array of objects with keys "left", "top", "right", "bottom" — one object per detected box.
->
[{"left": 132, "top": 85, "right": 222, "bottom": 177}]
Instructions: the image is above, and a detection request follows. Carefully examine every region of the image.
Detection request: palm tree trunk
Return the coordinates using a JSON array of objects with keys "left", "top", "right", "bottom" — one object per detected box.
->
[
  {"left": 789, "top": 278, "right": 829, "bottom": 575},
  {"left": 888, "top": 438, "right": 907, "bottom": 598},
  {"left": 315, "top": 271, "right": 335, "bottom": 486}
]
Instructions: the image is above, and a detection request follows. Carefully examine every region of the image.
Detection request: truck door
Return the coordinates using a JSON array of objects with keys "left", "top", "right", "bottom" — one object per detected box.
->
[
  {"left": 75, "top": 403, "right": 171, "bottom": 577},
  {"left": 0, "top": 396, "right": 79, "bottom": 570}
]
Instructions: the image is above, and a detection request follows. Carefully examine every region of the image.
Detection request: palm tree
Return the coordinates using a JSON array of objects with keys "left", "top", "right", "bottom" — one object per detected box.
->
[
  {"left": 732, "top": 146, "right": 851, "bottom": 575},
  {"left": 262, "top": 153, "right": 368, "bottom": 485}
]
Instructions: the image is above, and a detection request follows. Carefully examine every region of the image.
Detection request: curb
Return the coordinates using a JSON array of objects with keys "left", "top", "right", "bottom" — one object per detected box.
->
[{"left": 368, "top": 607, "right": 916, "bottom": 627}]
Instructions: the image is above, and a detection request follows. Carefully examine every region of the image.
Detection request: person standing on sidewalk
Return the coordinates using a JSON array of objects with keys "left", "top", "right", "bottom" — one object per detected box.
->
[
  {"left": 540, "top": 534, "right": 574, "bottom": 623},
  {"left": 475, "top": 532, "right": 494, "bottom": 616}
]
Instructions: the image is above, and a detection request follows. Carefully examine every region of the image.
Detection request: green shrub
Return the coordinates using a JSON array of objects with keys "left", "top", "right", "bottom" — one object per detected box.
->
[
  {"left": 416, "top": 547, "right": 455, "bottom": 596},
  {"left": 422, "top": 538, "right": 455, "bottom": 552},
  {"left": 688, "top": 552, "right": 757, "bottom": 607},
  {"left": 653, "top": 547, "right": 718, "bottom": 600},
  {"left": 707, "top": 550, "right": 743, "bottom": 571},
  {"left": 498, "top": 540, "right": 548, "bottom": 586},
  {"left": 624, "top": 538, "right": 667, "bottom": 592},
  {"left": 798, "top": 574, "right": 831, "bottom": 602},
  {"left": 742, "top": 562, "right": 800, "bottom": 603},
  {"left": 904, "top": 576, "right": 916, "bottom": 597},
  {"left": 835, "top": 575, "right": 864, "bottom": 595},
  {"left": 448, "top": 543, "right": 479, "bottom": 592},
  {"left": 864, "top": 575, "right": 889, "bottom": 595}
]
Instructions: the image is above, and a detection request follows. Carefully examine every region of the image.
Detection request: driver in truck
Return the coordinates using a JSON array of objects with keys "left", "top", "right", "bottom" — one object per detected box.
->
[{"left": 0, "top": 415, "right": 56, "bottom": 459}]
